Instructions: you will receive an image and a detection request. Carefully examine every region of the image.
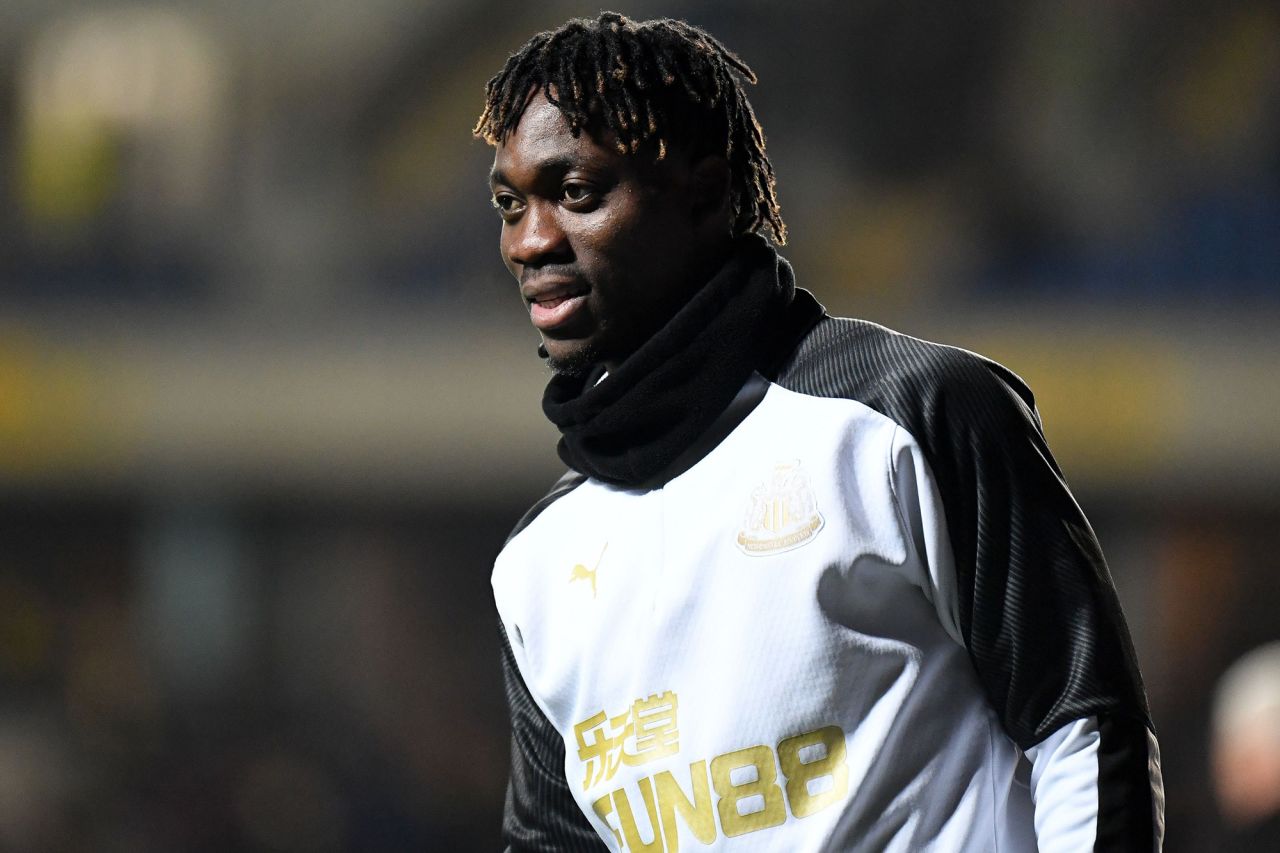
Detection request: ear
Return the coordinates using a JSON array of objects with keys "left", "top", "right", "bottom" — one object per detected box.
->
[{"left": 689, "top": 155, "right": 732, "bottom": 231}]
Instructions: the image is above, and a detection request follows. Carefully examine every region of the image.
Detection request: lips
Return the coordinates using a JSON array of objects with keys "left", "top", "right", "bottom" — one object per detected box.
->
[{"left": 523, "top": 278, "right": 590, "bottom": 333}]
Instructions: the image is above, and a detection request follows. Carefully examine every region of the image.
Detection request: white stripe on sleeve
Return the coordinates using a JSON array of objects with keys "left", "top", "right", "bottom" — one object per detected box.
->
[{"left": 1025, "top": 716, "right": 1101, "bottom": 851}]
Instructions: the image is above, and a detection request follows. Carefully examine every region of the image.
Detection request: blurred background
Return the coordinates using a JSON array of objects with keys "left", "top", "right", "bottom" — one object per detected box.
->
[{"left": 0, "top": 0, "right": 1276, "bottom": 850}]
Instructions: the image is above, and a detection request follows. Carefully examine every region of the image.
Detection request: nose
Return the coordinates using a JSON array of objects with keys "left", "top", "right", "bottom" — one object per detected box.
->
[{"left": 503, "top": 200, "right": 571, "bottom": 271}]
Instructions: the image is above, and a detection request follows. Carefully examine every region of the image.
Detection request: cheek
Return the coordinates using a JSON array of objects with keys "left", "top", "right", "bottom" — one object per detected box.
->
[
  {"left": 575, "top": 212, "right": 622, "bottom": 249},
  {"left": 566, "top": 218, "right": 632, "bottom": 284},
  {"left": 593, "top": 205, "right": 663, "bottom": 254},
  {"left": 578, "top": 194, "right": 690, "bottom": 280}
]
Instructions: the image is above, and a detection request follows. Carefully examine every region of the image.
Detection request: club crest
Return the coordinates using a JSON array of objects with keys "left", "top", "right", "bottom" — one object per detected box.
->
[{"left": 736, "top": 460, "right": 825, "bottom": 556}]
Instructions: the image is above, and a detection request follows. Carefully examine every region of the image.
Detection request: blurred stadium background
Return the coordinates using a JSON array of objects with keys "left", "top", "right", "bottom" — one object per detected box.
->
[{"left": 0, "top": 1, "right": 1277, "bottom": 850}]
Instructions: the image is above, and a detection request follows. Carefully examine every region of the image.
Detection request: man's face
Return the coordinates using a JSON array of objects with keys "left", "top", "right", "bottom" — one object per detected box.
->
[{"left": 490, "top": 93, "right": 712, "bottom": 373}]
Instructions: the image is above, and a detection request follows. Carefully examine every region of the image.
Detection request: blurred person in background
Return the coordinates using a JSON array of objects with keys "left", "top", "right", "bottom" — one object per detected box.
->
[
  {"left": 1212, "top": 641, "right": 1280, "bottom": 850},
  {"left": 477, "top": 12, "right": 1162, "bottom": 852}
]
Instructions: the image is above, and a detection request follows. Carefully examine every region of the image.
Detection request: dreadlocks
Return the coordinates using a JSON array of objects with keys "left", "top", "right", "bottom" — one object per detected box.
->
[{"left": 474, "top": 12, "right": 786, "bottom": 244}]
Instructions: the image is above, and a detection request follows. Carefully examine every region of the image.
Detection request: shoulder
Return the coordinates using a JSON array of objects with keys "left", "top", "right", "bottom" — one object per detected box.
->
[
  {"left": 503, "top": 469, "right": 588, "bottom": 549},
  {"left": 775, "top": 315, "right": 1042, "bottom": 444}
]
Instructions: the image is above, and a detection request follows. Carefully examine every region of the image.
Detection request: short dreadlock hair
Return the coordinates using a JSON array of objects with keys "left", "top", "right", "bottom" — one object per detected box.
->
[{"left": 474, "top": 12, "right": 786, "bottom": 244}]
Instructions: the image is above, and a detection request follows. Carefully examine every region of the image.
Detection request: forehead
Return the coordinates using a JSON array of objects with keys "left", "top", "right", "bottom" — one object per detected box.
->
[{"left": 491, "top": 95, "right": 611, "bottom": 177}]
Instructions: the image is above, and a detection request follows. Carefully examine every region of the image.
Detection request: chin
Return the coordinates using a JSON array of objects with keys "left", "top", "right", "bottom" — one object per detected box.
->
[{"left": 544, "top": 339, "right": 604, "bottom": 378}]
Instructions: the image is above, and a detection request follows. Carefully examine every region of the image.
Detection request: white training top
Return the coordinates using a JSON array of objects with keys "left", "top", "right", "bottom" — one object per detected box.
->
[{"left": 496, "top": 381, "right": 1096, "bottom": 851}]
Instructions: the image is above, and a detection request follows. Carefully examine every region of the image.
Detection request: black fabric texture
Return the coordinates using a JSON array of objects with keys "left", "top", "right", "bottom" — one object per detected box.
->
[
  {"left": 499, "top": 622, "right": 606, "bottom": 852},
  {"left": 542, "top": 233, "right": 823, "bottom": 488},
  {"left": 1095, "top": 715, "right": 1164, "bottom": 851},
  {"left": 500, "top": 471, "right": 595, "bottom": 849},
  {"left": 656, "top": 372, "right": 772, "bottom": 485},
  {"left": 774, "top": 317, "right": 1153, "bottom": 750}
]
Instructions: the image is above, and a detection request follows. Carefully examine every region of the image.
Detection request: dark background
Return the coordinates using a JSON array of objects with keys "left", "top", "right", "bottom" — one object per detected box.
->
[{"left": 0, "top": 1, "right": 1277, "bottom": 849}]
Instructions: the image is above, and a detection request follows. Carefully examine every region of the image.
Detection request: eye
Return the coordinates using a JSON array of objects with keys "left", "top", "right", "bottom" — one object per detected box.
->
[
  {"left": 561, "top": 181, "right": 597, "bottom": 207},
  {"left": 491, "top": 192, "right": 524, "bottom": 219}
]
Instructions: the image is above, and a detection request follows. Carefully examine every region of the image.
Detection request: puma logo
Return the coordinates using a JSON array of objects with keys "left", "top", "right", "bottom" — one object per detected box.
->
[{"left": 570, "top": 542, "right": 608, "bottom": 598}]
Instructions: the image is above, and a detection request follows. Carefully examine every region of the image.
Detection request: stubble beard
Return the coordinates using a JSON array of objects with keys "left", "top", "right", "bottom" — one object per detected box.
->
[{"left": 544, "top": 340, "right": 604, "bottom": 379}]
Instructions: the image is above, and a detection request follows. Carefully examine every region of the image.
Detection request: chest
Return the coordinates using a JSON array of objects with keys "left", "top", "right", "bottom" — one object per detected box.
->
[{"left": 494, "top": 389, "right": 946, "bottom": 735}]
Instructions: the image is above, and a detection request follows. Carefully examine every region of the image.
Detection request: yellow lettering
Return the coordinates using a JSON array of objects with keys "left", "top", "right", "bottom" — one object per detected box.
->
[
  {"left": 593, "top": 793, "right": 623, "bottom": 848},
  {"left": 613, "top": 777, "right": 663, "bottom": 852},
  {"left": 777, "top": 726, "right": 849, "bottom": 818},
  {"left": 654, "top": 760, "right": 717, "bottom": 850},
  {"left": 710, "top": 745, "right": 786, "bottom": 837}
]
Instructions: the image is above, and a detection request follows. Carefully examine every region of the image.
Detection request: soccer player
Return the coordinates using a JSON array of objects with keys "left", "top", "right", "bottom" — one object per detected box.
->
[{"left": 477, "top": 12, "right": 1163, "bottom": 851}]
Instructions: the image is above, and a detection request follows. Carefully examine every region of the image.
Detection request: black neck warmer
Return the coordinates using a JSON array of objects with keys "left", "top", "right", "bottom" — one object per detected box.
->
[{"left": 542, "top": 234, "right": 825, "bottom": 488}]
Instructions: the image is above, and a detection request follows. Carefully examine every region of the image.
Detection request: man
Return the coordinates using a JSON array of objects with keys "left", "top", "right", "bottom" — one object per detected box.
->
[{"left": 477, "top": 12, "right": 1163, "bottom": 851}]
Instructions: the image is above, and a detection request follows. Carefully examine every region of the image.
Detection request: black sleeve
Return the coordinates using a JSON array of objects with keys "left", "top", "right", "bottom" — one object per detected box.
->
[
  {"left": 497, "top": 471, "right": 604, "bottom": 851},
  {"left": 777, "top": 317, "right": 1163, "bottom": 848},
  {"left": 499, "top": 622, "right": 606, "bottom": 852}
]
